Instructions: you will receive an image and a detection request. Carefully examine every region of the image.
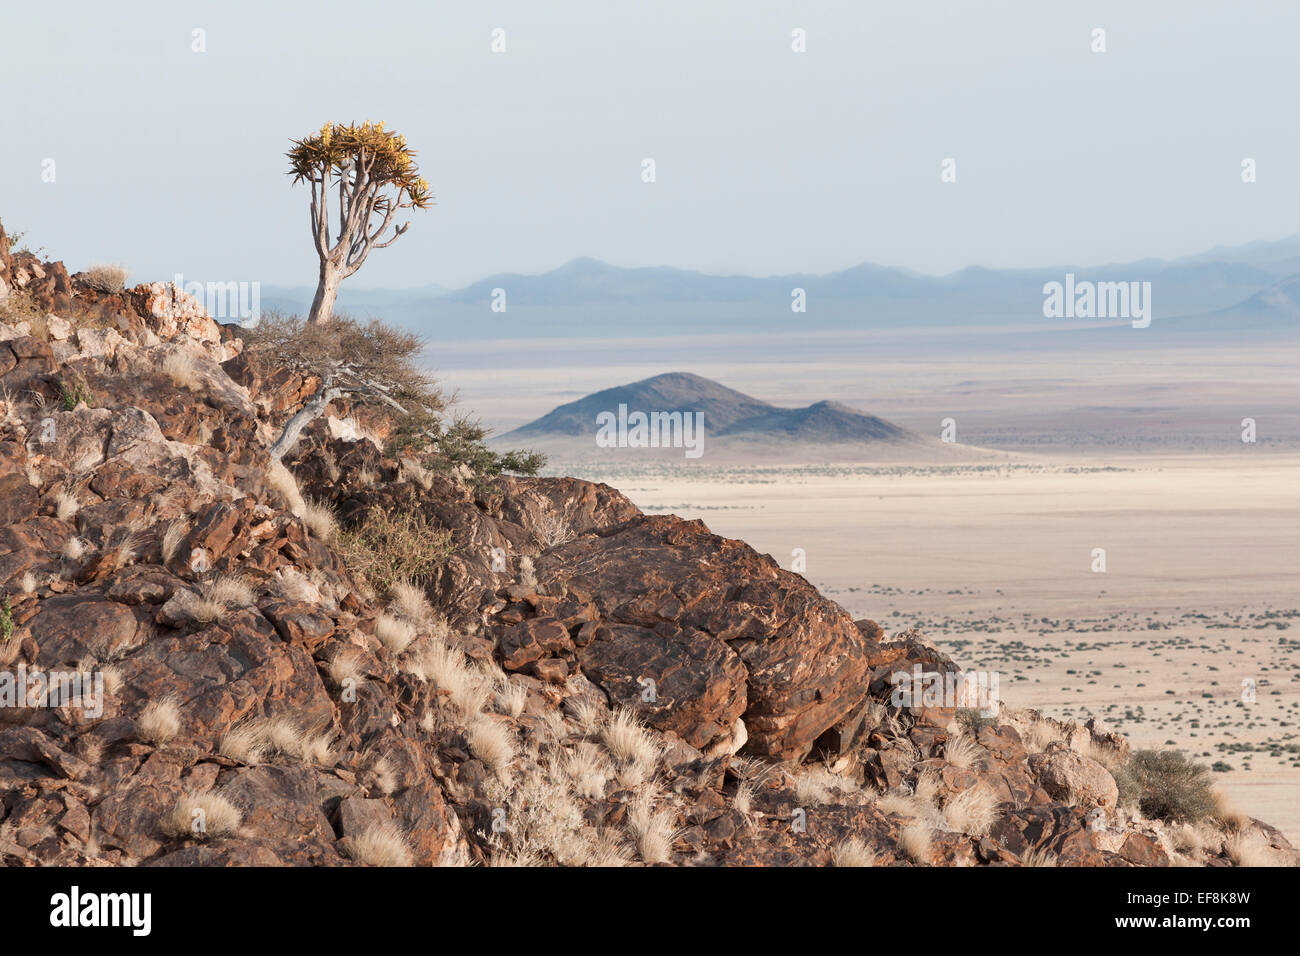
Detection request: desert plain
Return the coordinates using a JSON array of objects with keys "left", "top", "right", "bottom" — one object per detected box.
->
[{"left": 448, "top": 333, "right": 1300, "bottom": 841}]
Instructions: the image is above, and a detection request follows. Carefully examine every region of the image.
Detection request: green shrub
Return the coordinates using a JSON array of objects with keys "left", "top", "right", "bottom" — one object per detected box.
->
[
  {"left": 58, "top": 374, "right": 94, "bottom": 410},
  {"left": 1119, "top": 750, "right": 1217, "bottom": 823}
]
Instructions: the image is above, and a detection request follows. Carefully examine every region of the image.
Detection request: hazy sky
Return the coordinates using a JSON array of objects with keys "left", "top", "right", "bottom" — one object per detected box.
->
[{"left": 3, "top": 0, "right": 1298, "bottom": 289}]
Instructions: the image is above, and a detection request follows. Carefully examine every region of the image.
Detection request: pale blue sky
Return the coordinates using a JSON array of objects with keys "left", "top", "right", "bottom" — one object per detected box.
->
[{"left": 2, "top": 0, "right": 1297, "bottom": 288}]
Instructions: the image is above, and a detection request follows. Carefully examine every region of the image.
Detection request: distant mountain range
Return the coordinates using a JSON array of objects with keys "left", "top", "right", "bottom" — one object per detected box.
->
[
  {"left": 496, "top": 372, "right": 962, "bottom": 462},
  {"left": 260, "top": 233, "right": 1300, "bottom": 343}
]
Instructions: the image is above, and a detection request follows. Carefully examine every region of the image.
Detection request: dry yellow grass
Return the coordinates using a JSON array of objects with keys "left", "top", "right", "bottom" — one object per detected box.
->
[
  {"left": 218, "top": 720, "right": 268, "bottom": 765},
  {"left": 346, "top": 821, "right": 414, "bottom": 867},
  {"left": 218, "top": 715, "right": 333, "bottom": 766},
  {"left": 1224, "top": 830, "right": 1286, "bottom": 867},
  {"left": 374, "top": 612, "right": 417, "bottom": 654},
  {"left": 164, "top": 790, "right": 242, "bottom": 840},
  {"left": 194, "top": 574, "right": 255, "bottom": 624},
  {"left": 136, "top": 696, "right": 182, "bottom": 745},
  {"left": 161, "top": 350, "right": 200, "bottom": 390},
  {"left": 603, "top": 708, "right": 661, "bottom": 787},
  {"left": 942, "top": 786, "right": 999, "bottom": 837},
  {"left": 389, "top": 580, "right": 433, "bottom": 624},
  {"left": 54, "top": 490, "right": 79, "bottom": 522},
  {"left": 1021, "top": 846, "right": 1058, "bottom": 867},
  {"left": 494, "top": 679, "right": 528, "bottom": 719},
  {"left": 898, "top": 822, "right": 932, "bottom": 864},
  {"left": 300, "top": 498, "right": 337, "bottom": 540},
  {"left": 831, "top": 836, "right": 882, "bottom": 867},
  {"left": 467, "top": 716, "right": 516, "bottom": 777},
  {"left": 627, "top": 794, "right": 678, "bottom": 864},
  {"left": 943, "top": 732, "right": 982, "bottom": 770},
  {"left": 794, "top": 765, "right": 859, "bottom": 806},
  {"left": 160, "top": 522, "right": 187, "bottom": 564},
  {"left": 265, "top": 459, "right": 306, "bottom": 515},
  {"left": 61, "top": 536, "right": 87, "bottom": 562}
]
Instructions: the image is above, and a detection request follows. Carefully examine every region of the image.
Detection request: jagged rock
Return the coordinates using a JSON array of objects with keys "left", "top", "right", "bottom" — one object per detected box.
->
[
  {"left": 578, "top": 622, "right": 748, "bottom": 750},
  {"left": 538, "top": 515, "right": 871, "bottom": 760}
]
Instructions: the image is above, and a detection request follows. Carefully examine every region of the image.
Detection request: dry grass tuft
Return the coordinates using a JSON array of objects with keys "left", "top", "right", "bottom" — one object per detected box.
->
[
  {"left": 300, "top": 498, "right": 337, "bottom": 540},
  {"left": 912, "top": 769, "right": 942, "bottom": 808},
  {"left": 565, "top": 742, "right": 609, "bottom": 800},
  {"left": 602, "top": 708, "right": 661, "bottom": 788},
  {"left": 265, "top": 459, "right": 306, "bottom": 515},
  {"left": 218, "top": 721, "right": 268, "bottom": 765},
  {"left": 346, "top": 821, "right": 414, "bottom": 867},
  {"left": 942, "top": 785, "right": 999, "bottom": 837},
  {"left": 54, "top": 490, "right": 80, "bottom": 522},
  {"left": 160, "top": 522, "right": 187, "bottom": 564},
  {"left": 218, "top": 715, "right": 333, "bottom": 766},
  {"left": 374, "top": 612, "right": 417, "bottom": 654},
  {"left": 1224, "top": 830, "right": 1285, "bottom": 867},
  {"left": 875, "top": 790, "right": 925, "bottom": 819},
  {"left": 794, "top": 765, "right": 859, "bottom": 806},
  {"left": 1020, "top": 846, "right": 1058, "bottom": 867},
  {"left": 897, "top": 821, "right": 932, "bottom": 864},
  {"left": 61, "top": 536, "right": 88, "bottom": 562},
  {"left": 194, "top": 574, "right": 255, "bottom": 624},
  {"left": 161, "top": 351, "right": 201, "bottom": 390},
  {"left": 943, "top": 732, "right": 982, "bottom": 770},
  {"left": 389, "top": 580, "right": 433, "bottom": 624},
  {"left": 136, "top": 696, "right": 182, "bottom": 745},
  {"left": 626, "top": 794, "right": 678, "bottom": 864},
  {"left": 164, "top": 790, "right": 242, "bottom": 840},
  {"left": 494, "top": 679, "right": 528, "bottom": 719},
  {"left": 467, "top": 716, "right": 516, "bottom": 777},
  {"left": 831, "top": 836, "right": 882, "bottom": 867},
  {"left": 81, "top": 263, "right": 129, "bottom": 294}
]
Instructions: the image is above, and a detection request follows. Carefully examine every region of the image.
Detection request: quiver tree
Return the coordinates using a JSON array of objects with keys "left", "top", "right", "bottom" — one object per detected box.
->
[{"left": 288, "top": 121, "right": 432, "bottom": 324}]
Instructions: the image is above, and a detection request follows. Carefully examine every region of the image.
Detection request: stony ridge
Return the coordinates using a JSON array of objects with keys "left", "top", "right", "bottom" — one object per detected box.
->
[{"left": 0, "top": 219, "right": 1295, "bottom": 867}]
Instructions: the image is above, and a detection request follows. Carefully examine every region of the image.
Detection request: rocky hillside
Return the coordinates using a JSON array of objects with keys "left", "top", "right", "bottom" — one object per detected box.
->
[{"left": 0, "top": 220, "right": 1295, "bottom": 867}]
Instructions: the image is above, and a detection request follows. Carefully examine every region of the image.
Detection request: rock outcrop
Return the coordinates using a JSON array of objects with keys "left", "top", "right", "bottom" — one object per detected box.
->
[{"left": 0, "top": 218, "right": 1295, "bottom": 868}]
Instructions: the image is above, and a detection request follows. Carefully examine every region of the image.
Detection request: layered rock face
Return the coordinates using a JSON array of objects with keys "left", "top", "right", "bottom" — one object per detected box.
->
[{"left": 0, "top": 220, "right": 1295, "bottom": 867}]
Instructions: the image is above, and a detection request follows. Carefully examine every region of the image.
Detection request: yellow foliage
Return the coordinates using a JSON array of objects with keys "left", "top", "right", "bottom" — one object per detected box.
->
[{"left": 288, "top": 121, "right": 432, "bottom": 208}]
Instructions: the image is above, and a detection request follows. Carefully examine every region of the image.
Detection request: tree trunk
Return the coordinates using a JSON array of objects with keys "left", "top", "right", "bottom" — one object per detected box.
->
[
  {"left": 268, "top": 383, "right": 342, "bottom": 460},
  {"left": 308, "top": 260, "right": 342, "bottom": 324}
]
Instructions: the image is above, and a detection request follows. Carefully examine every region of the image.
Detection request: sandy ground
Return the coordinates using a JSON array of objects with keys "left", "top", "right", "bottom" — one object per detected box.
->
[{"left": 553, "top": 454, "right": 1300, "bottom": 842}]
